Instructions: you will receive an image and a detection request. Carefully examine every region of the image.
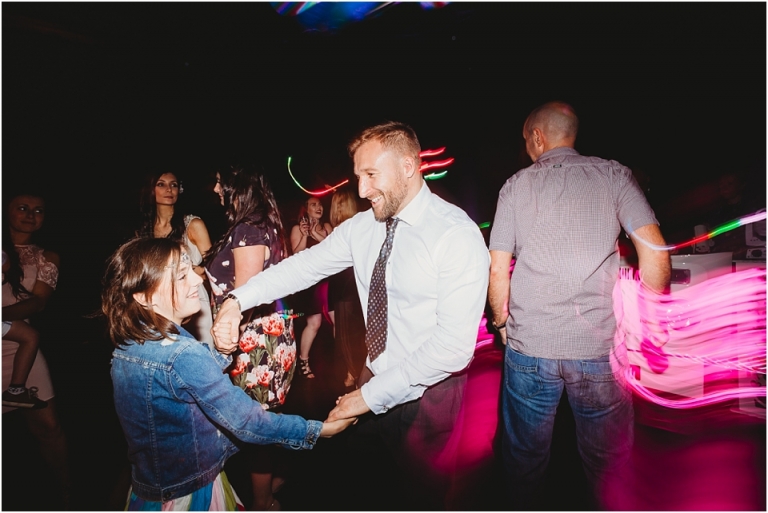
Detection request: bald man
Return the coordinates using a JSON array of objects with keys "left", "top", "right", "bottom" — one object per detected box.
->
[{"left": 488, "top": 102, "right": 670, "bottom": 508}]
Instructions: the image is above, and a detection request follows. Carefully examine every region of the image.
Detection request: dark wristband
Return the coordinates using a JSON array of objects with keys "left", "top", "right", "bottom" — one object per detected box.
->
[
  {"left": 493, "top": 321, "right": 506, "bottom": 331},
  {"left": 225, "top": 293, "right": 242, "bottom": 312}
]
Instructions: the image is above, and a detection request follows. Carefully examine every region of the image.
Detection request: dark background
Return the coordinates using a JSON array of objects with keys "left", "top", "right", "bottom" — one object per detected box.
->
[
  {"left": 4, "top": 2, "right": 766, "bottom": 305},
  {"left": 4, "top": 2, "right": 766, "bottom": 237},
  {"left": 2, "top": 3, "right": 766, "bottom": 510}
]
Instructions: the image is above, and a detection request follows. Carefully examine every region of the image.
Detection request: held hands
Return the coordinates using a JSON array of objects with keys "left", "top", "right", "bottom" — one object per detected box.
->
[
  {"left": 320, "top": 417, "right": 357, "bottom": 438},
  {"left": 327, "top": 388, "right": 370, "bottom": 422},
  {"left": 211, "top": 298, "right": 243, "bottom": 354},
  {"left": 320, "top": 390, "right": 367, "bottom": 437}
]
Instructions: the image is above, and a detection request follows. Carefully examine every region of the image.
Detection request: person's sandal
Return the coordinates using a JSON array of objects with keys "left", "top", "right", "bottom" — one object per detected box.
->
[{"left": 299, "top": 357, "right": 315, "bottom": 379}]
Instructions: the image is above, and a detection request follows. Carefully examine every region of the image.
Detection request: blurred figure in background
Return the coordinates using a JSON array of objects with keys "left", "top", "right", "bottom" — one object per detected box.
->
[
  {"left": 703, "top": 171, "right": 766, "bottom": 259},
  {"left": 2, "top": 249, "right": 47, "bottom": 409},
  {"left": 2, "top": 190, "right": 71, "bottom": 507},
  {"left": 288, "top": 197, "right": 333, "bottom": 379},
  {"left": 136, "top": 170, "right": 214, "bottom": 344},
  {"left": 327, "top": 187, "right": 366, "bottom": 389}
]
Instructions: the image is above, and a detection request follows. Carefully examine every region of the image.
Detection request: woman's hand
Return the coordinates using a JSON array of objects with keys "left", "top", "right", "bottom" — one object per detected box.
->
[
  {"left": 299, "top": 218, "right": 310, "bottom": 237},
  {"left": 2, "top": 251, "right": 58, "bottom": 321},
  {"left": 309, "top": 219, "right": 328, "bottom": 242},
  {"left": 211, "top": 298, "right": 243, "bottom": 354},
  {"left": 327, "top": 388, "right": 370, "bottom": 422},
  {"left": 319, "top": 416, "right": 357, "bottom": 438}
]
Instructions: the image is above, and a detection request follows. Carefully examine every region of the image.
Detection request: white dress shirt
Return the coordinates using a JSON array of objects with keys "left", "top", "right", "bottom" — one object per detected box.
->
[{"left": 231, "top": 182, "right": 490, "bottom": 414}]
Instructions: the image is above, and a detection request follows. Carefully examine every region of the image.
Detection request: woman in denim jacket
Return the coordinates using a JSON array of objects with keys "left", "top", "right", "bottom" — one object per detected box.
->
[{"left": 103, "top": 238, "right": 353, "bottom": 510}]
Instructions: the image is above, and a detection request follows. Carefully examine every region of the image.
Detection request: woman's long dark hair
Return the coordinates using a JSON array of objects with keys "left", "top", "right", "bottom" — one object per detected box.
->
[
  {"left": 204, "top": 165, "right": 287, "bottom": 266},
  {"left": 2, "top": 222, "right": 28, "bottom": 300},
  {"left": 2, "top": 191, "right": 47, "bottom": 300},
  {"left": 136, "top": 171, "right": 187, "bottom": 241}
]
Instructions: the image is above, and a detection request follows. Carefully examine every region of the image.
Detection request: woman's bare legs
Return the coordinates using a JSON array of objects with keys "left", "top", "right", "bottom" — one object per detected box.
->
[
  {"left": 23, "top": 399, "right": 71, "bottom": 508},
  {"left": 249, "top": 445, "right": 282, "bottom": 510},
  {"left": 6, "top": 321, "right": 40, "bottom": 386},
  {"left": 251, "top": 472, "right": 278, "bottom": 510},
  {"left": 299, "top": 313, "right": 322, "bottom": 378}
]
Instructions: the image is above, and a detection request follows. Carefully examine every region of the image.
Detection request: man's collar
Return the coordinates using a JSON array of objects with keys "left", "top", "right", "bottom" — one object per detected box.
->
[
  {"left": 537, "top": 146, "right": 579, "bottom": 161},
  {"left": 393, "top": 181, "right": 429, "bottom": 227}
]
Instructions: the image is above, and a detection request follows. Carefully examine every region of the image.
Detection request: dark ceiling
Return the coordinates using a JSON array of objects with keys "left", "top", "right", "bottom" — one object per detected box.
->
[{"left": 2, "top": 2, "right": 766, "bottom": 243}]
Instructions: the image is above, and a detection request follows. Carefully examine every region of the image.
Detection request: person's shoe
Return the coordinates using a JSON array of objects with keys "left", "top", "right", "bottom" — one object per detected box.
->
[
  {"left": 2, "top": 386, "right": 48, "bottom": 409},
  {"left": 298, "top": 357, "right": 315, "bottom": 379}
]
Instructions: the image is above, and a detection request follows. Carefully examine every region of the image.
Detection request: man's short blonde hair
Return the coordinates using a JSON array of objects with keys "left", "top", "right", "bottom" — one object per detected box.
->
[{"left": 348, "top": 121, "right": 422, "bottom": 169}]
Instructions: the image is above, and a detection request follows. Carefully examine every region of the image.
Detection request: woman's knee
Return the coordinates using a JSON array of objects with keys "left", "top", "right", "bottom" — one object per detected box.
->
[
  {"left": 24, "top": 401, "right": 63, "bottom": 440},
  {"left": 306, "top": 314, "right": 322, "bottom": 330}
]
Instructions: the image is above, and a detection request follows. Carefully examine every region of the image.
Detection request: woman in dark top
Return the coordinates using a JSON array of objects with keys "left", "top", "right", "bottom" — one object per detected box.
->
[
  {"left": 204, "top": 165, "right": 292, "bottom": 510},
  {"left": 288, "top": 197, "right": 333, "bottom": 379}
]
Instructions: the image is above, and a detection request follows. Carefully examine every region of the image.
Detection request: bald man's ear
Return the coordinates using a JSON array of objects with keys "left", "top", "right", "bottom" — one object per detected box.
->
[{"left": 532, "top": 127, "right": 545, "bottom": 150}]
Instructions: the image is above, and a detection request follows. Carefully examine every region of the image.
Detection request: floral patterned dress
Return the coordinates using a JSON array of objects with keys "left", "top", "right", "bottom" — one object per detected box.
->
[
  {"left": 205, "top": 221, "right": 297, "bottom": 410},
  {"left": 230, "top": 312, "right": 297, "bottom": 409}
]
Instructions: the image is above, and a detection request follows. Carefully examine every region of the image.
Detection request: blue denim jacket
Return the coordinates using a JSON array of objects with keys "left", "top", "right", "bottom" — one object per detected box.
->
[{"left": 111, "top": 326, "right": 322, "bottom": 502}]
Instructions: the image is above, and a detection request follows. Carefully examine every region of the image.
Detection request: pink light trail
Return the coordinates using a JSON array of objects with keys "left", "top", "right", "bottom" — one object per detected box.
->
[{"left": 613, "top": 267, "right": 766, "bottom": 409}]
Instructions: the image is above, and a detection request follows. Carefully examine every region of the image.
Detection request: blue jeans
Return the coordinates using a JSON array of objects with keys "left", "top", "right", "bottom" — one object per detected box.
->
[{"left": 502, "top": 346, "right": 633, "bottom": 505}]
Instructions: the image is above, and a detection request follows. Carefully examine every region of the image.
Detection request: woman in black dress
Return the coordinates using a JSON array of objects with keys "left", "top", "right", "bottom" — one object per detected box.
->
[{"left": 288, "top": 197, "right": 333, "bottom": 379}]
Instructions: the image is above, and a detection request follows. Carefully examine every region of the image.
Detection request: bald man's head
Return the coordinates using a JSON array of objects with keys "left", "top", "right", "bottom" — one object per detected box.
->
[{"left": 523, "top": 102, "right": 578, "bottom": 161}]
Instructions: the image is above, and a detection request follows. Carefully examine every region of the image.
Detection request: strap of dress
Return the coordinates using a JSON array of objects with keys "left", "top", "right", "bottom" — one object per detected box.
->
[{"left": 184, "top": 214, "right": 201, "bottom": 228}]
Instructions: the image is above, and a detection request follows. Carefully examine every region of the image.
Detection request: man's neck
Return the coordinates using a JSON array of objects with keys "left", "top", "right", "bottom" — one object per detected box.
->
[
  {"left": 542, "top": 142, "right": 575, "bottom": 154},
  {"left": 394, "top": 180, "right": 424, "bottom": 218}
]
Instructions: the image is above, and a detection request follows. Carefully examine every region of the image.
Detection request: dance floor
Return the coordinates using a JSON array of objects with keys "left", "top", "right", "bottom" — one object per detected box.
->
[{"left": 3, "top": 318, "right": 765, "bottom": 510}]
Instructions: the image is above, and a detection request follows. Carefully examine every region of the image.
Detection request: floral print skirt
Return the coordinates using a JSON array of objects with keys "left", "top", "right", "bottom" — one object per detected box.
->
[{"left": 229, "top": 310, "right": 298, "bottom": 410}]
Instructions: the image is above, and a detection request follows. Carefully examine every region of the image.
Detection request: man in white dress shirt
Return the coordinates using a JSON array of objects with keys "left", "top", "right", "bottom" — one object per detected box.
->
[{"left": 212, "top": 121, "right": 489, "bottom": 507}]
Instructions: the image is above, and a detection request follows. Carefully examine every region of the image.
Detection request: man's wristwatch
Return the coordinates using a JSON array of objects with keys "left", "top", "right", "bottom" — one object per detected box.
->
[
  {"left": 493, "top": 320, "right": 506, "bottom": 331},
  {"left": 225, "top": 293, "right": 242, "bottom": 312}
]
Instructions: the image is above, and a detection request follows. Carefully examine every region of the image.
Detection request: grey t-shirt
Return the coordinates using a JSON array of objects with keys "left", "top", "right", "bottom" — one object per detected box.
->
[{"left": 489, "top": 147, "right": 658, "bottom": 359}]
